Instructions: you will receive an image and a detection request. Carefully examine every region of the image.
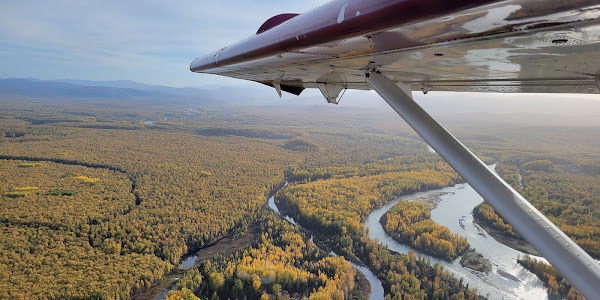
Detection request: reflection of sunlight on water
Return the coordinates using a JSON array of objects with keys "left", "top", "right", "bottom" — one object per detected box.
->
[
  {"left": 180, "top": 255, "right": 197, "bottom": 269},
  {"left": 364, "top": 189, "right": 517, "bottom": 299},
  {"left": 270, "top": 179, "right": 550, "bottom": 300},
  {"left": 511, "top": 266, "right": 548, "bottom": 299},
  {"left": 365, "top": 165, "right": 549, "bottom": 300},
  {"left": 429, "top": 177, "right": 548, "bottom": 299},
  {"left": 284, "top": 215, "right": 298, "bottom": 225}
]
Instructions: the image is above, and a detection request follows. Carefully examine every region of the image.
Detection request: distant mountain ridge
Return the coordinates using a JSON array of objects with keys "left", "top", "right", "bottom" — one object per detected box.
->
[
  {"left": 53, "top": 79, "right": 203, "bottom": 96},
  {"left": 0, "top": 78, "right": 277, "bottom": 105},
  {"left": 0, "top": 78, "right": 173, "bottom": 100},
  {"left": 4, "top": 78, "right": 599, "bottom": 125}
]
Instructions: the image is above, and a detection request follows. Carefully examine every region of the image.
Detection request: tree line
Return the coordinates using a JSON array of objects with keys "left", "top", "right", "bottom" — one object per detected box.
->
[{"left": 382, "top": 200, "right": 469, "bottom": 260}]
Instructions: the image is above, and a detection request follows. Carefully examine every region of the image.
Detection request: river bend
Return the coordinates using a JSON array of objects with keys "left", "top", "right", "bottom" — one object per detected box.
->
[{"left": 364, "top": 166, "right": 549, "bottom": 300}]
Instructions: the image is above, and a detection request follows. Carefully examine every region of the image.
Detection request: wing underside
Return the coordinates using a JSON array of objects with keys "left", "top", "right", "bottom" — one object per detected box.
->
[{"left": 192, "top": 0, "right": 600, "bottom": 94}]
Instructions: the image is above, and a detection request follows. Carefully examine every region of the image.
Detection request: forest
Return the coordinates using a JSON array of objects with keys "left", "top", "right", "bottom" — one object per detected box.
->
[
  {"left": 473, "top": 160, "right": 600, "bottom": 257},
  {"left": 276, "top": 155, "right": 481, "bottom": 299},
  {"left": 382, "top": 200, "right": 470, "bottom": 260},
  {"left": 0, "top": 100, "right": 448, "bottom": 299},
  {"left": 175, "top": 212, "right": 360, "bottom": 299},
  {"left": 2, "top": 96, "right": 600, "bottom": 299}
]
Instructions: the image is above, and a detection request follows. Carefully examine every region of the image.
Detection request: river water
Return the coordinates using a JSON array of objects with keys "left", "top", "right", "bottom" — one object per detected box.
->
[
  {"left": 154, "top": 255, "right": 198, "bottom": 300},
  {"left": 268, "top": 196, "right": 385, "bottom": 300},
  {"left": 364, "top": 166, "right": 549, "bottom": 300}
]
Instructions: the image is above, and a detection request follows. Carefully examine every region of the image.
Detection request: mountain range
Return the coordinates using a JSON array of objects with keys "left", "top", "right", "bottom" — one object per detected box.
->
[
  {"left": 2, "top": 78, "right": 600, "bottom": 127},
  {"left": 0, "top": 78, "right": 282, "bottom": 106}
]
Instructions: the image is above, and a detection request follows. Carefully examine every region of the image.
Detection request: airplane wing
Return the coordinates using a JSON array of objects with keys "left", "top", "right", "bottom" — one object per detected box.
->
[{"left": 191, "top": 0, "right": 600, "bottom": 96}]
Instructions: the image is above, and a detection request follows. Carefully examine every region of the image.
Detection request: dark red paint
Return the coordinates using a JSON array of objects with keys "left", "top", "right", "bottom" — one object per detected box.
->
[
  {"left": 256, "top": 13, "right": 299, "bottom": 34},
  {"left": 191, "top": 0, "right": 498, "bottom": 72}
]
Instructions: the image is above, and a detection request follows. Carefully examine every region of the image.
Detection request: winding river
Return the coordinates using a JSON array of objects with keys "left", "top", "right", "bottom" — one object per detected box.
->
[
  {"left": 272, "top": 165, "right": 551, "bottom": 299},
  {"left": 365, "top": 165, "right": 549, "bottom": 300},
  {"left": 269, "top": 196, "right": 385, "bottom": 300},
  {"left": 155, "top": 194, "right": 385, "bottom": 300}
]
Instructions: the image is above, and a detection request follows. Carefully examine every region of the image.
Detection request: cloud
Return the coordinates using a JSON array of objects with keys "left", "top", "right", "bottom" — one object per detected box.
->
[{"left": 0, "top": 0, "right": 330, "bottom": 87}]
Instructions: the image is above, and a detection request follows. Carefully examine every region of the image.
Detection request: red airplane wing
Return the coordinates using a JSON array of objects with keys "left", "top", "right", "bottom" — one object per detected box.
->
[{"left": 191, "top": 0, "right": 600, "bottom": 95}]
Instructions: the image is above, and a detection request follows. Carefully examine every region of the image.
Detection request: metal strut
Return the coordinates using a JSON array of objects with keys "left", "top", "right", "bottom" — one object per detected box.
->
[{"left": 366, "top": 71, "right": 600, "bottom": 299}]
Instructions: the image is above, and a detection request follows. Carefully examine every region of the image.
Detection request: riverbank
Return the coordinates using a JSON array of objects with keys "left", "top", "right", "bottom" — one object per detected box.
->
[
  {"left": 472, "top": 218, "right": 540, "bottom": 256},
  {"left": 308, "top": 233, "right": 374, "bottom": 300},
  {"left": 134, "top": 272, "right": 182, "bottom": 300},
  {"left": 407, "top": 178, "right": 539, "bottom": 264},
  {"left": 348, "top": 272, "right": 371, "bottom": 300},
  {"left": 269, "top": 196, "right": 382, "bottom": 300},
  {"left": 410, "top": 191, "right": 451, "bottom": 210},
  {"left": 390, "top": 191, "right": 492, "bottom": 272},
  {"left": 367, "top": 178, "right": 550, "bottom": 300},
  {"left": 135, "top": 224, "right": 260, "bottom": 300},
  {"left": 195, "top": 222, "right": 260, "bottom": 261}
]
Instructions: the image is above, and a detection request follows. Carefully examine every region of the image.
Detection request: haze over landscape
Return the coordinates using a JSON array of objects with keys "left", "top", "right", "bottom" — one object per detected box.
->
[{"left": 1, "top": 1, "right": 600, "bottom": 300}]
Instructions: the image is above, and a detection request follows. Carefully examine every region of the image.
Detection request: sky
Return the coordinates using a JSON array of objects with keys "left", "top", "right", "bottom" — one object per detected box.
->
[
  {"left": 0, "top": 0, "right": 327, "bottom": 88},
  {"left": 1, "top": 0, "right": 598, "bottom": 111}
]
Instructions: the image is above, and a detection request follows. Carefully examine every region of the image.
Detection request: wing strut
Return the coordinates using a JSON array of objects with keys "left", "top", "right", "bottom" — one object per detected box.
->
[{"left": 365, "top": 71, "right": 600, "bottom": 299}]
